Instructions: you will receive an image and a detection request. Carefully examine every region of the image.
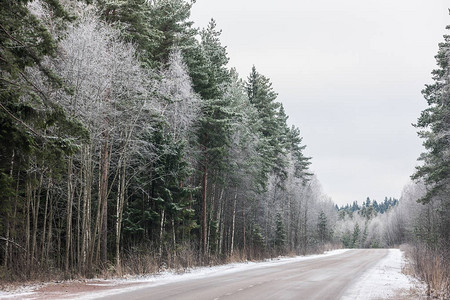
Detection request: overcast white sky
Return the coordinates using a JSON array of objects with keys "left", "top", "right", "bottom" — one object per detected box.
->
[{"left": 190, "top": 0, "right": 449, "bottom": 206}]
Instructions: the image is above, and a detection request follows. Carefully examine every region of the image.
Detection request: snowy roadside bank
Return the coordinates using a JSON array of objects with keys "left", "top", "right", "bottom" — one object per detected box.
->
[
  {"left": 0, "top": 249, "right": 348, "bottom": 299},
  {"left": 340, "top": 248, "right": 425, "bottom": 300}
]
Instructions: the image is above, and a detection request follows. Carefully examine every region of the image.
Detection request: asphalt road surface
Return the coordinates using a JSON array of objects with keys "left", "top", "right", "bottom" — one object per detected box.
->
[{"left": 98, "top": 249, "right": 389, "bottom": 300}]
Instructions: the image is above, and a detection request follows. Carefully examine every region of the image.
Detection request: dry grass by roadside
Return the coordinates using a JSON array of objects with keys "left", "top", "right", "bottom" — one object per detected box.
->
[
  {"left": 401, "top": 244, "right": 449, "bottom": 300},
  {"left": 381, "top": 288, "right": 428, "bottom": 300}
]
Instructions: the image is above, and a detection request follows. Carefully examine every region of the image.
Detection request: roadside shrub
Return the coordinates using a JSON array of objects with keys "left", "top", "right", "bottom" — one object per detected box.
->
[{"left": 406, "top": 244, "right": 449, "bottom": 299}]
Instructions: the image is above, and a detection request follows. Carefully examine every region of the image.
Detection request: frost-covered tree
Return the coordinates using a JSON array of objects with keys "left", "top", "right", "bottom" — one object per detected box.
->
[
  {"left": 159, "top": 48, "right": 200, "bottom": 141},
  {"left": 50, "top": 10, "right": 153, "bottom": 271}
]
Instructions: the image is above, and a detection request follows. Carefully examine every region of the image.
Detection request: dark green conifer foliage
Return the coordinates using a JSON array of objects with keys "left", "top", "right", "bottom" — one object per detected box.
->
[
  {"left": 251, "top": 225, "right": 265, "bottom": 249},
  {"left": 148, "top": 0, "right": 197, "bottom": 65},
  {"left": 98, "top": 0, "right": 161, "bottom": 67},
  {"left": 413, "top": 26, "right": 450, "bottom": 203},
  {"left": 0, "top": 1, "right": 83, "bottom": 172},
  {"left": 317, "top": 210, "right": 329, "bottom": 243},
  {"left": 0, "top": 0, "right": 88, "bottom": 275},
  {"left": 194, "top": 19, "right": 233, "bottom": 255},
  {"left": 274, "top": 213, "right": 286, "bottom": 249},
  {"left": 245, "top": 66, "right": 281, "bottom": 185},
  {"left": 352, "top": 223, "right": 360, "bottom": 248},
  {"left": 247, "top": 66, "right": 280, "bottom": 140},
  {"left": 98, "top": 0, "right": 197, "bottom": 68},
  {"left": 287, "top": 125, "right": 312, "bottom": 180},
  {"left": 413, "top": 21, "right": 450, "bottom": 250},
  {"left": 195, "top": 19, "right": 233, "bottom": 173}
]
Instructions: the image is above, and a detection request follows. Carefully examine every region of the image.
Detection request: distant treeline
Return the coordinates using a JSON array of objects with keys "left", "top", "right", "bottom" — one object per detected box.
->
[{"left": 337, "top": 197, "right": 399, "bottom": 215}]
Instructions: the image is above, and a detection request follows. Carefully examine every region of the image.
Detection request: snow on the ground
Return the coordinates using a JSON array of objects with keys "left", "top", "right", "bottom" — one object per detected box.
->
[
  {"left": 0, "top": 284, "right": 39, "bottom": 300},
  {"left": 340, "top": 249, "right": 423, "bottom": 300}
]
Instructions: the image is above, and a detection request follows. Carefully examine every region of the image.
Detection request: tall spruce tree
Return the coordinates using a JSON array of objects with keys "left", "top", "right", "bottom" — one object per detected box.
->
[
  {"left": 246, "top": 66, "right": 284, "bottom": 187},
  {"left": 194, "top": 19, "right": 233, "bottom": 255},
  {"left": 413, "top": 21, "right": 450, "bottom": 250},
  {"left": 98, "top": 0, "right": 197, "bottom": 68}
]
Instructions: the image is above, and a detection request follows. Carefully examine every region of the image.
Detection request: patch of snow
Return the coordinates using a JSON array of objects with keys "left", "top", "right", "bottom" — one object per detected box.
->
[
  {"left": 341, "top": 248, "right": 423, "bottom": 300},
  {"left": 84, "top": 283, "right": 119, "bottom": 287},
  {"left": 0, "top": 285, "right": 38, "bottom": 299}
]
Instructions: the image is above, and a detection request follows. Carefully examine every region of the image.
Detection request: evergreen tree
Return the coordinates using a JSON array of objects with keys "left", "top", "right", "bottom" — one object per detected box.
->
[
  {"left": 352, "top": 223, "right": 361, "bottom": 248},
  {"left": 0, "top": 0, "right": 77, "bottom": 183},
  {"left": 245, "top": 66, "right": 284, "bottom": 187},
  {"left": 0, "top": 0, "right": 88, "bottom": 273},
  {"left": 317, "top": 210, "right": 329, "bottom": 243},
  {"left": 98, "top": 0, "right": 196, "bottom": 68},
  {"left": 287, "top": 125, "right": 312, "bottom": 180},
  {"left": 341, "top": 229, "right": 352, "bottom": 248},
  {"left": 373, "top": 200, "right": 379, "bottom": 212},
  {"left": 148, "top": 0, "right": 197, "bottom": 66},
  {"left": 274, "top": 213, "right": 286, "bottom": 250},
  {"left": 194, "top": 19, "right": 233, "bottom": 255},
  {"left": 413, "top": 21, "right": 450, "bottom": 250}
]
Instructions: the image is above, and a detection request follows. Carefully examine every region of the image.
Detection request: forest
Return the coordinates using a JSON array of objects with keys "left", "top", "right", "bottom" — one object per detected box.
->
[{"left": 0, "top": 0, "right": 448, "bottom": 297}]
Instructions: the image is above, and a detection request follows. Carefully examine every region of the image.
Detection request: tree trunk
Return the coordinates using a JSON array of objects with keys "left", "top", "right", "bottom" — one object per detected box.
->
[
  {"left": 159, "top": 209, "right": 165, "bottom": 258},
  {"left": 32, "top": 170, "right": 43, "bottom": 264},
  {"left": 81, "top": 145, "right": 92, "bottom": 275},
  {"left": 202, "top": 164, "right": 207, "bottom": 256},
  {"left": 8, "top": 169, "right": 20, "bottom": 269},
  {"left": 115, "top": 161, "right": 126, "bottom": 274},
  {"left": 46, "top": 191, "right": 54, "bottom": 265},
  {"left": 57, "top": 217, "right": 62, "bottom": 267},
  {"left": 242, "top": 198, "right": 246, "bottom": 255},
  {"left": 66, "top": 157, "right": 73, "bottom": 275},
  {"left": 76, "top": 173, "right": 82, "bottom": 272},
  {"left": 172, "top": 218, "right": 176, "bottom": 257},
  {"left": 25, "top": 176, "right": 31, "bottom": 270},
  {"left": 230, "top": 189, "right": 237, "bottom": 256},
  {"left": 4, "top": 150, "right": 15, "bottom": 268},
  {"left": 302, "top": 196, "right": 308, "bottom": 255},
  {"left": 4, "top": 215, "right": 10, "bottom": 268},
  {"left": 41, "top": 177, "right": 51, "bottom": 266},
  {"left": 217, "top": 188, "right": 224, "bottom": 255},
  {"left": 115, "top": 170, "right": 121, "bottom": 274},
  {"left": 92, "top": 151, "right": 104, "bottom": 267},
  {"left": 100, "top": 139, "right": 109, "bottom": 264}
]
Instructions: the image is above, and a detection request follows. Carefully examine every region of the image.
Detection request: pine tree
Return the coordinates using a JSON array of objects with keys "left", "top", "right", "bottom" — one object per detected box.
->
[
  {"left": 287, "top": 125, "right": 312, "bottom": 180},
  {"left": 0, "top": 0, "right": 75, "bottom": 177},
  {"left": 148, "top": 0, "right": 197, "bottom": 66},
  {"left": 98, "top": 0, "right": 196, "bottom": 68},
  {"left": 274, "top": 213, "right": 286, "bottom": 250},
  {"left": 352, "top": 223, "right": 361, "bottom": 248},
  {"left": 246, "top": 66, "right": 283, "bottom": 187},
  {"left": 317, "top": 210, "right": 329, "bottom": 243},
  {"left": 194, "top": 19, "right": 233, "bottom": 256},
  {"left": 413, "top": 21, "right": 450, "bottom": 250}
]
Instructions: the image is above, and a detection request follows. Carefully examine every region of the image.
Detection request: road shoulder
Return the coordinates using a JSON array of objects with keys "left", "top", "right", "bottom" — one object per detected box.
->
[{"left": 340, "top": 248, "right": 425, "bottom": 300}]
